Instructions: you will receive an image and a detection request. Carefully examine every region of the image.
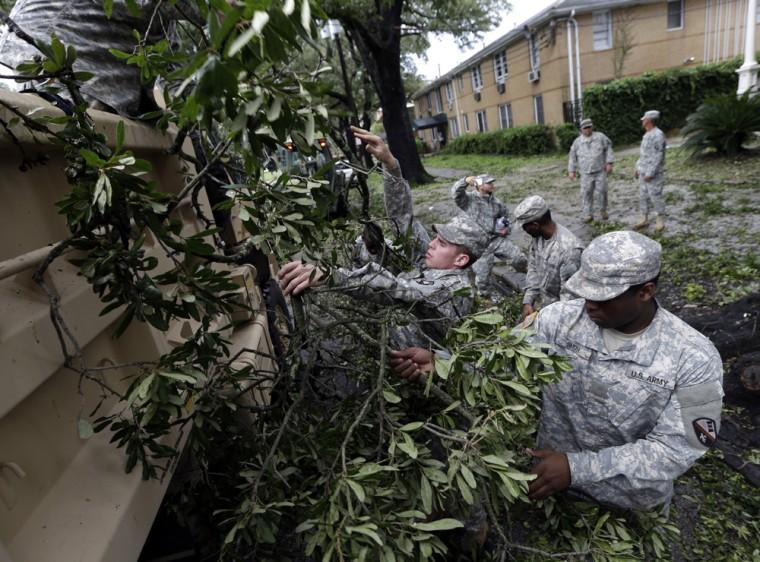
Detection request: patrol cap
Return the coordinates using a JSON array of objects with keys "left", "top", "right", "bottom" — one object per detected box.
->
[
  {"left": 513, "top": 195, "right": 550, "bottom": 225},
  {"left": 565, "top": 231, "right": 662, "bottom": 301},
  {"left": 477, "top": 174, "right": 496, "bottom": 185},
  {"left": 432, "top": 215, "right": 489, "bottom": 258},
  {"left": 641, "top": 110, "right": 660, "bottom": 121},
  {"left": 580, "top": 118, "right": 593, "bottom": 129}
]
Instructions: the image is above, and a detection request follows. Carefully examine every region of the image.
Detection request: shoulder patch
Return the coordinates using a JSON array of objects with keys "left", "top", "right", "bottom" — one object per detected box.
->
[{"left": 692, "top": 418, "right": 717, "bottom": 447}]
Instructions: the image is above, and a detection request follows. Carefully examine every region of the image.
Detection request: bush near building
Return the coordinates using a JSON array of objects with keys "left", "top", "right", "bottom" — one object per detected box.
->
[
  {"left": 583, "top": 59, "right": 741, "bottom": 145},
  {"left": 445, "top": 125, "right": 556, "bottom": 156},
  {"left": 554, "top": 123, "right": 579, "bottom": 153}
]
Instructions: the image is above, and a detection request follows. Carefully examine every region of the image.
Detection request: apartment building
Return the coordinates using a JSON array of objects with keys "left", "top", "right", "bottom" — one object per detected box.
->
[{"left": 413, "top": 0, "right": 760, "bottom": 146}]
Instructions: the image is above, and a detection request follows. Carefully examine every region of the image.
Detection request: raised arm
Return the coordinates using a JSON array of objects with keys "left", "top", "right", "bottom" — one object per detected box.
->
[{"left": 451, "top": 177, "right": 474, "bottom": 211}]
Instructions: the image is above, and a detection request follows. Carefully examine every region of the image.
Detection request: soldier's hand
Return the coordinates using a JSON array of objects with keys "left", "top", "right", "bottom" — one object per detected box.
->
[
  {"left": 644, "top": 175, "right": 653, "bottom": 182},
  {"left": 634, "top": 170, "right": 640, "bottom": 179},
  {"left": 278, "top": 261, "right": 326, "bottom": 296},
  {"left": 350, "top": 126, "right": 395, "bottom": 167},
  {"left": 498, "top": 228, "right": 509, "bottom": 237},
  {"left": 520, "top": 303, "right": 535, "bottom": 321},
  {"left": 527, "top": 449, "right": 571, "bottom": 500},
  {"left": 605, "top": 164, "right": 613, "bottom": 174},
  {"left": 390, "top": 348, "right": 434, "bottom": 381},
  {"left": 568, "top": 172, "right": 576, "bottom": 181},
  {"left": 465, "top": 175, "right": 476, "bottom": 185}
]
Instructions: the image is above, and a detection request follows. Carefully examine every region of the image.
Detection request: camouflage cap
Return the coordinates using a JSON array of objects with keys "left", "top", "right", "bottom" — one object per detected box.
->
[
  {"left": 580, "top": 118, "right": 593, "bottom": 129},
  {"left": 565, "top": 231, "right": 662, "bottom": 301},
  {"left": 513, "top": 195, "right": 550, "bottom": 224},
  {"left": 640, "top": 109, "right": 661, "bottom": 121},
  {"left": 433, "top": 215, "right": 489, "bottom": 258},
  {"left": 477, "top": 174, "right": 496, "bottom": 185}
]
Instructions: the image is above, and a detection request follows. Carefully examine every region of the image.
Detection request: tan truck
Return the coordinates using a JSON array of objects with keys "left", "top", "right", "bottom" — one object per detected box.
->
[{"left": 0, "top": 90, "right": 284, "bottom": 562}]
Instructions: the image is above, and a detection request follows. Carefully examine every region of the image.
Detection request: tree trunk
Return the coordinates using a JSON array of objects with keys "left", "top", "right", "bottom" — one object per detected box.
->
[{"left": 342, "top": 9, "right": 433, "bottom": 183}]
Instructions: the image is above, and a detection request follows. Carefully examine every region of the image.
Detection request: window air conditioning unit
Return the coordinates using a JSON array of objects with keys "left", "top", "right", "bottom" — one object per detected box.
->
[
  {"left": 497, "top": 82, "right": 506, "bottom": 94},
  {"left": 474, "top": 91, "right": 482, "bottom": 102},
  {"left": 528, "top": 69, "right": 540, "bottom": 83}
]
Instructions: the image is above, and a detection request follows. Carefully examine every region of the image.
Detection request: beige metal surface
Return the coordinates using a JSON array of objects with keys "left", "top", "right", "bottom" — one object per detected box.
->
[{"left": 0, "top": 91, "right": 276, "bottom": 561}]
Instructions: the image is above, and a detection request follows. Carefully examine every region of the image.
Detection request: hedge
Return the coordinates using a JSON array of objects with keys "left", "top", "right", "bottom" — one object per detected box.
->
[
  {"left": 583, "top": 58, "right": 741, "bottom": 145},
  {"left": 554, "top": 123, "right": 578, "bottom": 153},
  {"left": 445, "top": 124, "right": 556, "bottom": 156}
]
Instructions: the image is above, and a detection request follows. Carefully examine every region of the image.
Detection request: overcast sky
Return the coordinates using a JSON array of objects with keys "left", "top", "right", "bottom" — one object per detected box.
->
[{"left": 410, "top": 0, "right": 557, "bottom": 80}]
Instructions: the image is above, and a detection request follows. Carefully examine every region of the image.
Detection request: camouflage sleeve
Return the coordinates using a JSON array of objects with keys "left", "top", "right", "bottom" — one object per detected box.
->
[
  {"left": 451, "top": 178, "right": 473, "bottom": 211},
  {"left": 382, "top": 161, "right": 416, "bottom": 240},
  {"left": 523, "top": 244, "right": 541, "bottom": 305},
  {"left": 604, "top": 134, "right": 615, "bottom": 164},
  {"left": 332, "top": 264, "right": 462, "bottom": 315},
  {"left": 566, "top": 352, "right": 724, "bottom": 510},
  {"left": 559, "top": 247, "right": 582, "bottom": 283},
  {"left": 568, "top": 138, "right": 579, "bottom": 173}
]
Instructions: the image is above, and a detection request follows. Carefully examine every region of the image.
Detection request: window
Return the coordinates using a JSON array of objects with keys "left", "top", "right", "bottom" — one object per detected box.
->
[
  {"left": 667, "top": 0, "right": 684, "bottom": 30},
  {"left": 533, "top": 95, "right": 544, "bottom": 125},
  {"left": 493, "top": 50, "right": 508, "bottom": 83},
  {"left": 449, "top": 118, "right": 460, "bottom": 138},
  {"left": 434, "top": 89, "right": 443, "bottom": 113},
  {"left": 425, "top": 93, "right": 432, "bottom": 114},
  {"left": 593, "top": 10, "right": 612, "bottom": 50},
  {"left": 529, "top": 34, "right": 540, "bottom": 71},
  {"left": 457, "top": 74, "right": 465, "bottom": 93},
  {"left": 498, "top": 103, "right": 513, "bottom": 129},
  {"left": 471, "top": 65, "right": 483, "bottom": 91},
  {"left": 445, "top": 81, "right": 454, "bottom": 104},
  {"left": 463, "top": 113, "right": 470, "bottom": 133},
  {"left": 476, "top": 110, "right": 488, "bottom": 132}
]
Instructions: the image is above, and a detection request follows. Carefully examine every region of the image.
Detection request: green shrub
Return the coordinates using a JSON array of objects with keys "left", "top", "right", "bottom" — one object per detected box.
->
[
  {"left": 554, "top": 123, "right": 578, "bottom": 153},
  {"left": 681, "top": 93, "right": 760, "bottom": 157},
  {"left": 415, "top": 137, "right": 428, "bottom": 154},
  {"left": 583, "top": 59, "right": 741, "bottom": 144},
  {"left": 445, "top": 124, "right": 555, "bottom": 156}
]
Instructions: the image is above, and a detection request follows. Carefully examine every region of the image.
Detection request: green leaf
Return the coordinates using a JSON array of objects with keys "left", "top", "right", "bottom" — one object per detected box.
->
[
  {"left": 473, "top": 312, "right": 504, "bottom": 325},
  {"left": 103, "top": 0, "right": 114, "bottom": 18},
  {"left": 420, "top": 473, "right": 432, "bottom": 514},
  {"left": 346, "top": 479, "right": 366, "bottom": 503},
  {"left": 482, "top": 455, "right": 511, "bottom": 469},
  {"left": 413, "top": 518, "right": 464, "bottom": 532},
  {"left": 115, "top": 121, "right": 125, "bottom": 152},
  {"left": 77, "top": 418, "right": 94, "bottom": 439},
  {"left": 382, "top": 389, "right": 401, "bottom": 404},
  {"left": 460, "top": 464, "right": 476, "bottom": 489},
  {"left": 399, "top": 421, "right": 424, "bottom": 432},
  {"left": 346, "top": 525, "right": 383, "bottom": 546},
  {"left": 501, "top": 380, "right": 532, "bottom": 397},
  {"left": 397, "top": 433, "right": 418, "bottom": 459}
]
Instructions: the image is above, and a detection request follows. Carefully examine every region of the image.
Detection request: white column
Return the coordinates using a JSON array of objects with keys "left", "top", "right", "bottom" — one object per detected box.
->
[{"left": 737, "top": 0, "right": 759, "bottom": 95}]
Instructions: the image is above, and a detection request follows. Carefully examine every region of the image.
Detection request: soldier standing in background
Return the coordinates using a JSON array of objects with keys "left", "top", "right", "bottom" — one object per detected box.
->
[
  {"left": 634, "top": 110, "right": 667, "bottom": 232},
  {"left": 568, "top": 118, "right": 615, "bottom": 223},
  {"left": 451, "top": 173, "right": 527, "bottom": 296},
  {"left": 513, "top": 195, "right": 583, "bottom": 321}
]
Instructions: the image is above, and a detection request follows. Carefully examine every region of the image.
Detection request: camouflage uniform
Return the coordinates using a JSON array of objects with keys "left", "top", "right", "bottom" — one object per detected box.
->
[
  {"left": 533, "top": 231, "right": 723, "bottom": 510},
  {"left": 568, "top": 131, "right": 614, "bottom": 219},
  {"left": 451, "top": 177, "right": 527, "bottom": 292},
  {"left": 332, "top": 163, "right": 485, "bottom": 348},
  {"left": 636, "top": 126, "right": 667, "bottom": 217},
  {"left": 0, "top": 0, "right": 200, "bottom": 117},
  {"left": 513, "top": 196, "right": 583, "bottom": 309}
]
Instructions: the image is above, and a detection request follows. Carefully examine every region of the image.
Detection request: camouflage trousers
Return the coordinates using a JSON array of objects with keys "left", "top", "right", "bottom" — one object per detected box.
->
[
  {"left": 639, "top": 174, "right": 666, "bottom": 217},
  {"left": 580, "top": 171, "right": 608, "bottom": 219},
  {"left": 472, "top": 237, "right": 527, "bottom": 292}
]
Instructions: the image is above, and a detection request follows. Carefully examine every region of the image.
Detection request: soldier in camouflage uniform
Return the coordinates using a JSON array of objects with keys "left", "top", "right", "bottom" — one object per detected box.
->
[
  {"left": 526, "top": 231, "right": 723, "bottom": 510},
  {"left": 634, "top": 110, "right": 667, "bottom": 232},
  {"left": 568, "top": 118, "right": 614, "bottom": 223},
  {"left": 513, "top": 195, "right": 584, "bottom": 321},
  {"left": 279, "top": 128, "right": 488, "bottom": 348},
  {"left": 451, "top": 174, "right": 527, "bottom": 295},
  {"left": 391, "top": 231, "right": 724, "bottom": 511},
  {"left": 0, "top": 0, "right": 201, "bottom": 117}
]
